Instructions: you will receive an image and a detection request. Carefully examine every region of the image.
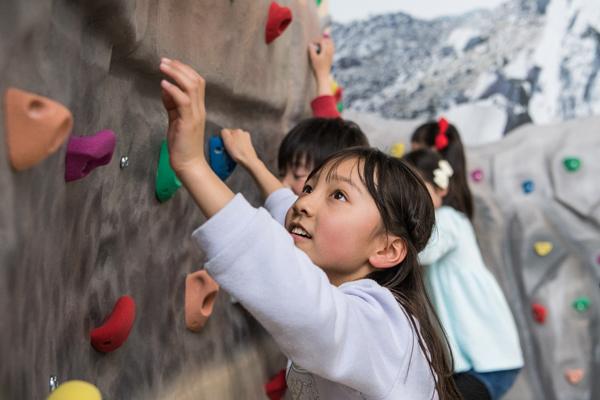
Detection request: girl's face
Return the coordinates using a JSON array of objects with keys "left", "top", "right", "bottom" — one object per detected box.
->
[
  {"left": 281, "top": 163, "right": 312, "bottom": 195},
  {"left": 284, "top": 158, "right": 384, "bottom": 285}
]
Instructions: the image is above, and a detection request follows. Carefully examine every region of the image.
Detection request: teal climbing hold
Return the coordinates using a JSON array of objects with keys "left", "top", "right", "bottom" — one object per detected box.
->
[
  {"left": 155, "top": 139, "right": 181, "bottom": 203},
  {"left": 572, "top": 296, "right": 591, "bottom": 312},
  {"left": 563, "top": 157, "right": 581, "bottom": 172},
  {"left": 316, "top": 0, "right": 322, "bottom": 6}
]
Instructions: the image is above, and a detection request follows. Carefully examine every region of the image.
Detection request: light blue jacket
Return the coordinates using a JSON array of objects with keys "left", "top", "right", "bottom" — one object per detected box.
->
[{"left": 419, "top": 206, "right": 524, "bottom": 373}]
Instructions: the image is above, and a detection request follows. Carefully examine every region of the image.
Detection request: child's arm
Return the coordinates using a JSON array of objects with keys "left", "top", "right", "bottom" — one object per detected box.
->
[
  {"left": 220, "top": 128, "right": 285, "bottom": 199},
  {"left": 308, "top": 37, "right": 341, "bottom": 118},
  {"left": 418, "top": 209, "right": 459, "bottom": 265},
  {"left": 159, "top": 58, "right": 233, "bottom": 218}
]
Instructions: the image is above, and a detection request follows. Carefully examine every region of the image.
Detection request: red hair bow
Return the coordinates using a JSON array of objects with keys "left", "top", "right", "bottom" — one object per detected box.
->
[{"left": 435, "top": 118, "right": 449, "bottom": 150}]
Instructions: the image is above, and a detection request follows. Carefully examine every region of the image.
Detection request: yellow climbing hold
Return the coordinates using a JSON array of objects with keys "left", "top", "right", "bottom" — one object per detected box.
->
[
  {"left": 330, "top": 78, "right": 339, "bottom": 94},
  {"left": 534, "top": 241, "right": 553, "bottom": 257},
  {"left": 48, "top": 380, "right": 102, "bottom": 400},
  {"left": 390, "top": 143, "right": 405, "bottom": 158}
]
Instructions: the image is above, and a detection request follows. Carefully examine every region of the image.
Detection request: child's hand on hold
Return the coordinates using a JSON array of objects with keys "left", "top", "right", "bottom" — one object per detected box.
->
[
  {"left": 308, "top": 36, "right": 335, "bottom": 95},
  {"left": 159, "top": 58, "right": 207, "bottom": 174},
  {"left": 220, "top": 128, "right": 259, "bottom": 169}
]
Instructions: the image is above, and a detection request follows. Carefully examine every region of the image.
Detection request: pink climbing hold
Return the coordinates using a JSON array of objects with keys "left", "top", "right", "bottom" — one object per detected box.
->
[
  {"left": 65, "top": 129, "right": 116, "bottom": 182},
  {"left": 265, "top": 2, "right": 293, "bottom": 44},
  {"left": 471, "top": 169, "right": 484, "bottom": 182},
  {"left": 531, "top": 303, "right": 547, "bottom": 324}
]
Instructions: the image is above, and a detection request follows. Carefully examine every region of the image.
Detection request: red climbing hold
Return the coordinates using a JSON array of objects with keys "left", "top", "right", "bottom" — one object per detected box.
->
[
  {"left": 265, "top": 2, "right": 293, "bottom": 44},
  {"left": 265, "top": 369, "right": 287, "bottom": 400},
  {"left": 531, "top": 303, "right": 547, "bottom": 324},
  {"left": 90, "top": 295, "right": 136, "bottom": 353},
  {"left": 65, "top": 130, "right": 116, "bottom": 182},
  {"left": 185, "top": 270, "right": 219, "bottom": 332}
]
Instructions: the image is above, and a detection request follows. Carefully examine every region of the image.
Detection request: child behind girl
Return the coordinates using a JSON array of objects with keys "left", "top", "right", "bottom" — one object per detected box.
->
[
  {"left": 158, "top": 58, "right": 460, "bottom": 399},
  {"left": 403, "top": 149, "right": 523, "bottom": 400}
]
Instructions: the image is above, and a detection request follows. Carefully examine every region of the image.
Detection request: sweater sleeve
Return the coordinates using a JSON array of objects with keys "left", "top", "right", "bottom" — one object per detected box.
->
[
  {"left": 418, "top": 207, "right": 459, "bottom": 265},
  {"left": 264, "top": 187, "right": 298, "bottom": 226},
  {"left": 192, "top": 194, "right": 413, "bottom": 398},
  {"left": 310, "top": 95, "right": 341, "bottom": 118}
]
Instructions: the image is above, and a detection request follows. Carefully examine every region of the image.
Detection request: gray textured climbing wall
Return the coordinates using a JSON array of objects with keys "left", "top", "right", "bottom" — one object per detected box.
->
[
  {"left": 0, "top": 1, "right": 321, "bottom": 399},
  {"left": 345, "top": 109, "right": 600, "bottom": 400}
]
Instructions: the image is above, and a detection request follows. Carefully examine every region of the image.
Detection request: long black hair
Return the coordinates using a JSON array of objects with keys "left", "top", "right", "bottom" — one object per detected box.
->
[
  {"left": 307, "top": 147, "right": 460, "bottom": 400},
  {"left": 411, "top": 121, "right": 473, "bottom": 219}
]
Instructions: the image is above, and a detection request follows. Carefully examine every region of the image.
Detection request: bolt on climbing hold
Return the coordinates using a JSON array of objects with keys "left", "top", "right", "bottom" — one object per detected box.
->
[
  {"left": 209, "top": 136, "right": 236, "bottom": 181},
  {"left": 65, "top": 130, "right": 116, "bottom": 182},
  {"left": 155, "top": 139, "right": 182, "bottom": 202},
  {"left": 47, "top": 380, "right": 102, "bottom": 400},
  {"left": 119, "top": 156, "right": 129, "bottom": 169},
  {"left": 90, "top": 295, "right": 136, "bottom": 353},
  {"left": 185, "top": 270, "right": 220, "bottom": 332},
  {"left": 572, "top": 296, "right": 591, "bottom": 313},
  {"left": 49, "top": 376, "right": 59, "bottom": 392},
  {"left": 471, "top": 169, "right": 484, "bottom": 182},
  {"left": 531, "top": 303, "right": 547, "bottom": 324},
  {"left": 390, "top": 143, "right": 405, "bottom": 158},
  {"left": 563, "top": 157, "right": 581, "bottom": 172},
  {"left": 564, "top": 368, "right": 584, "bottom": 385},
  {"left": 533, "top": 241, "right": 553, "bottom": 257},
  {"left": 265, "top": 2, "right": 293, "bottom": 44},
  {"left": 4, "top": 87, "right": 73, "bottom": 171},
  {"left": 522, "top": 180, "right": 534, "bottom": 194}
]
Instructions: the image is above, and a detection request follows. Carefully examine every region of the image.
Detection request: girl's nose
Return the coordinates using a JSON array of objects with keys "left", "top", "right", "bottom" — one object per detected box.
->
[{"left": 292, "top": 192, "right": 315, "bottom": 217}]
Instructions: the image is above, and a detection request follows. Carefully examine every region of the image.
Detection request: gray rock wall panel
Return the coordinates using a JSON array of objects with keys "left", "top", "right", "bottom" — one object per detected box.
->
[{"left": 0, "top": 1, "right": 321, "bottom": 399}]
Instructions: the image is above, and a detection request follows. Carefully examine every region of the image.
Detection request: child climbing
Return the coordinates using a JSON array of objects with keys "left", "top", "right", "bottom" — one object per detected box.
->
[
  {"left": 159, "top": 58, "right": 460, "bottom": 399},
  {"left": 411, "top": 118, "right": 473, "bottom": 219},
  {"left": 403, "top": 149, "right": 524, "bottom": 400}
]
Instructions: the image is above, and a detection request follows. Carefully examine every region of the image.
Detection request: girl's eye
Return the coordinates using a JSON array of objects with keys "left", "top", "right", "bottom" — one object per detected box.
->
[
  {"left": 302, "top": 184, "right": 313, "bottom": 194},
  {"left": 332, "top": 190, "right": 347, "bottom": 202}
]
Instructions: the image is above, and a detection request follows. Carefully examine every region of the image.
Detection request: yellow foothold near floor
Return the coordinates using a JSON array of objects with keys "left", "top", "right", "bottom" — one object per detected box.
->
[
  {"left": 48, "top": 380, "right": 102, "bottom": 400},
  {"left": 390, "top": 143, "right": 405, "bottom": 158},
  {"left": 534, "top": 241, "right": 553, "bottom": 257}
]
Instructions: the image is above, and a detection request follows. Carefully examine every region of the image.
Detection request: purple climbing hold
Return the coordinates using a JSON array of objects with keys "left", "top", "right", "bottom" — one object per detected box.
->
[
  {"left": 471, "top": 169, "right": 484, "bottom": 182},
  {"left": 65, "top": 129, "right": 116, "bottom": 182}
]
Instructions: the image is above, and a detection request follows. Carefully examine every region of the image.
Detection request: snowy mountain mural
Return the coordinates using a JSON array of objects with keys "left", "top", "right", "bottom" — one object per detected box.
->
[{"left": 331, "top": 0, "right": 600, "bottom": 143}]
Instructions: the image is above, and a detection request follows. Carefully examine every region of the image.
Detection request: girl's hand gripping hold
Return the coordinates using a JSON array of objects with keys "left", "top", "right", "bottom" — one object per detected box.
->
[{"left": 309, "top": 37, "right": 335, "bottom": 96}]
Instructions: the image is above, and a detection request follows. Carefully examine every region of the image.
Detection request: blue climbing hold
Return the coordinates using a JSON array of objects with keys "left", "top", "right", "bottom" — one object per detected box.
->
[
  {"left": 522, "top": 180, "right": 534, "bottom": 194},
  {"left": 209, "top": 136, "right": 236, "bottom": 181}
]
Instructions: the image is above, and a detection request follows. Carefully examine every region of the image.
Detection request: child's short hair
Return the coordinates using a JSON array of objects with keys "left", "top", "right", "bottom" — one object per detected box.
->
[
  {"left": 277, "top": 117, "right": 368, "bottom": 175},
  {"left": 403, "top": 149, "right": 447, "bottom": 189}
]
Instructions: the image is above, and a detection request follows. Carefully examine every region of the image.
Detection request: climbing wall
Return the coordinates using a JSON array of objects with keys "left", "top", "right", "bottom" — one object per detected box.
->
[
  {"left": 345, "top": 109, "right": 600, "bottom": 400},
  {"left": 0, "top": 0, "right": 322, "bottom": 399}
]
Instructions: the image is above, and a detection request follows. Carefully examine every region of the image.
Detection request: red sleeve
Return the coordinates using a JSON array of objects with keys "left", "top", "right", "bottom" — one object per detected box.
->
[{"left": 310, "top": 95, "right": 341, "bottom": 118}]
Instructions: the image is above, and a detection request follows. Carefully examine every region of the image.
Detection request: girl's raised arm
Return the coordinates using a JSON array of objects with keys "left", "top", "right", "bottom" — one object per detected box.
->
[{"left": 159, "top": 58, "right": 234, "bottom": 218}]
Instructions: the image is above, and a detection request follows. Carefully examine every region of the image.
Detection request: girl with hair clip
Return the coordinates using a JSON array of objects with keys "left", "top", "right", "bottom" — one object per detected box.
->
[
  {"left": 411, "top": 118, "right": 474, "bottom": 220},
  {"left": 403, "top": 149, "right": 523, "bottom": 400},
  {"left": 159, "top": 58, "right": 462, "bottom": 399}
]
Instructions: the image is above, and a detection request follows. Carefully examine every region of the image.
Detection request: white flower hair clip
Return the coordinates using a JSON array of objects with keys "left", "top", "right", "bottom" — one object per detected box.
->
[{"left": 433, "top": 160, "right": 454, "bottom": 190}]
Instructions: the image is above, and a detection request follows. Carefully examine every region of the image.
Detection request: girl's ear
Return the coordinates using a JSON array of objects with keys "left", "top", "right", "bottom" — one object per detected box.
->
[
  {"left": 437, "top": 187, "right": 449, "bottom": 198},
  {"left": 369, "top": 235, "right": 407, "bottom": 270}
]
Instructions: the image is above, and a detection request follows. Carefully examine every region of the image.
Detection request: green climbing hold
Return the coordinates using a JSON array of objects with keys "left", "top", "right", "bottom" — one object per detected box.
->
[
  {"left": 337, "top": 102, "right": 344, "bottom": 113},
  {"left": 563, "top": 157, "right": 581, "bottom": 172},
  {"left": 316, "top": 0, "right": 322, "bottom": 6},
  {"left": 155, "top": 139, "right": 181, "bottom": 203},
  {"left": 572, "top": 296, "right": 591, "bottom": 312}
]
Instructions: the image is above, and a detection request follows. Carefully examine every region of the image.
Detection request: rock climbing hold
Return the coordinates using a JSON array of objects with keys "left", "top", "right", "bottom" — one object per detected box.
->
[
  {"left": 564, "top": 368, "right": 584, "bottom": 385},
  {"left": 90, "top": 295, "right": 136, "bottom": 353},
  {"left": 119, "top": 156, "right": 129, "bottom": 169},
  {"left": 47, "top": 380, "right": 102, "bottom": 400},
  {"left": 522, "top": 180, "right": 534, "bottom": 194},
  {"left": 49, "top": 376, "right": 59, "bottom": 392},
  {"left": 572, "top": 296, "right": 591, "bottom": 313},
  {"left": 265, "top": 2, "right": 292, "bottom": 44},
  {"left": 563, "top": 157, "right": 581, "bottom": 172},
  {"left": 531, "top": 303, "right": 547, "bottom": 324},
  {"left": 390, "top": 143, "right": 405, "bottom": 158},
  {"left": 316, "top": 0, "right": 322, "bottom": 6},
  {"left": 185, "top": 270, "right": 219, "bottom": 332},
  {"left": 155, "top": 139, "right": 181, "bottom": 202},
  {"left": 471, "top": 169, "right": 484, "bottom": 182},
  {"left": 265, "top": 369, "right": 287, "bottom": 400},
  {"left": 209, "top": 136, "right": 237, "bottom": 181},
  {"left": 65, "top": 130, "right": 116, "bottom": 182},
  {"left": 534, "top": 241, "right": 553, "bottom": 257},
  {"left": 4, "top": 87, "right": 73, "bottom": 171},
  {"left": 336, "top": 102, "right": 344, "bottom": 113}
]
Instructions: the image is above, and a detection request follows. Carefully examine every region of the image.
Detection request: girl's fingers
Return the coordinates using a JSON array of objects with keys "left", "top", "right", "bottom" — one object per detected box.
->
[
  {"left": 160, "top": 60, "right": 197, "bottom": 98},
  {"left": 161, "top": 80, "right": 192, "bottom": 118},
  {"left": 161, "top": 59, "right": 206, "bottom": 117}
]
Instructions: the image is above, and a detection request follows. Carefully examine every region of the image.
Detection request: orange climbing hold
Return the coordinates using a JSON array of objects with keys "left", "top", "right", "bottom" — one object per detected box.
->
[
  {"left": 185, "top": 270, "right": 219, "bottom": 332},
  {"left": 3, "top": 88, "right": 73, "bottom": 170},
  {"left": 564, "top": 368, "right": 584, "bottom": 385},
  {"left": 90, "top": 295, "right": 136, "bottom": 353},
  {"left": 531, "top": 303, "right": 547, "bottom": 324},
  {"left": 265, "top": 2, "right": 293, "bottom": 44}
]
